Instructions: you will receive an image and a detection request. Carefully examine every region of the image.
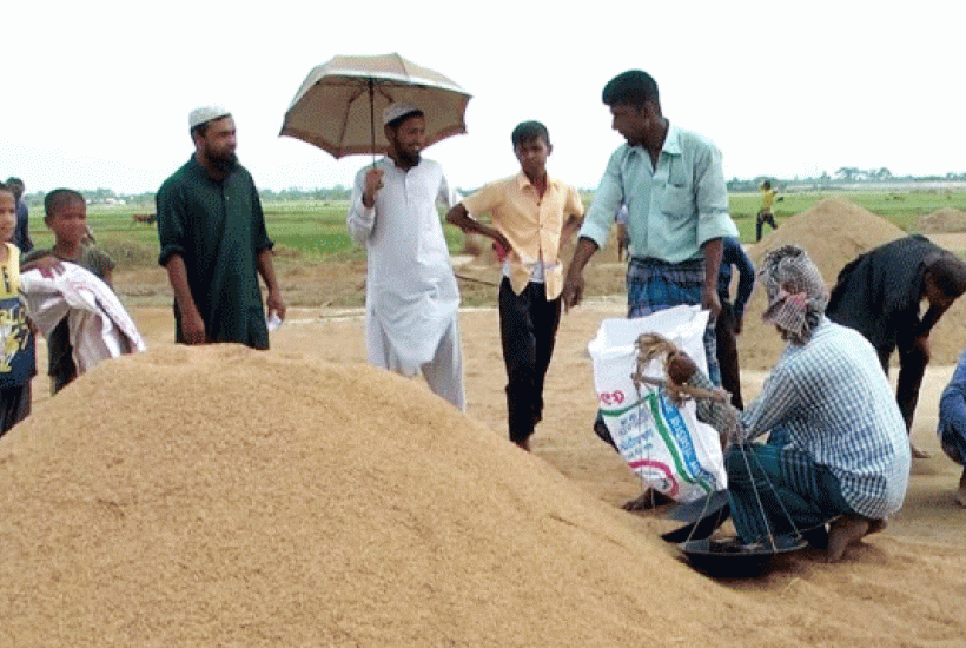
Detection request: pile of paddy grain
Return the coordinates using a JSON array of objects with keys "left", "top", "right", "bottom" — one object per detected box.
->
[
  {"left": 739, "top": 197, "right": 966, "bottom": 369},
  {"left": 3, "top": 345, "right": 966, "bottom": 646},
  {"left": 917, "top": 207, "right": 966, "bottom": 233},
  {"left": 0, "top": 344, "right": 766, "bottom": 647}
]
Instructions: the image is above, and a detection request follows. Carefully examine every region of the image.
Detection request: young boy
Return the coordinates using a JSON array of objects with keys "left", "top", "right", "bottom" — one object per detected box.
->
[
  {"left": 0, "top": 185, "right": 37, "bottom": 435},
  {"left": 23, "top": 189, "right": 114, "bottom": 395},
  {"left": 446, "top": 121, "right": 584, "bottom": 450}
]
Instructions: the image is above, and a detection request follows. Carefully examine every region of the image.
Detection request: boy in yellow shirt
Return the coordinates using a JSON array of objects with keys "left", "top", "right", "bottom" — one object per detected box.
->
[
  {"left": 0, "top": 184, "right": 36, "bottom": 435},
  {"left": 446, "top": 121, "right": 583, "bottom": 450},
  {"left": 756, "top": 180, "right": 780, "bottom": 242}
]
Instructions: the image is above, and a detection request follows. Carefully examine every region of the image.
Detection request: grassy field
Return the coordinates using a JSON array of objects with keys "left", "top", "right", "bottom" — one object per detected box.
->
[{"left": 31, "top": 189, "right": 966, "bottom": 270}]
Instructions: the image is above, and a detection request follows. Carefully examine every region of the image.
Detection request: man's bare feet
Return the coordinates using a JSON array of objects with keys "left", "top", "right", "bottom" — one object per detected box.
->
[
  {"left": 956, "top": 468, "right": 966, "bottom": 507},
  {"left": 514, "top": 438, "right": 530, "bottom": 452},
  {"left": 826, "top": 515, "right": 872, "bottom": 562}
]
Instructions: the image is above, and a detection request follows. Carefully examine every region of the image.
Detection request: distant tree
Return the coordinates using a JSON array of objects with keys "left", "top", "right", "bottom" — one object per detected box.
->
[{"left": 835, "top": 166, "right": 861, "bottom": 182}]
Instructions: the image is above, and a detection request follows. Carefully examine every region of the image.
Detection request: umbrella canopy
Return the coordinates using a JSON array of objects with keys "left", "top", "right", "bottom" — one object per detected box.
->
[{"left": 279, "top": 52, "right": 471, "bottom": 159}]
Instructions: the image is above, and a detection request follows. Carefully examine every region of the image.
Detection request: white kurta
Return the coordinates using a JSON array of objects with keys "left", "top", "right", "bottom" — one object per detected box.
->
[{"left": 348, "top": 157, "right": 465, "bottom": 409}]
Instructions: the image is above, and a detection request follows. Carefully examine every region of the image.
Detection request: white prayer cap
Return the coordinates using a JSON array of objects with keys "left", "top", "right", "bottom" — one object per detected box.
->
[
  {"left": 382, "top": 102, "right": 422, "bottom": 126},
  {"left": 188, "top": 105, "right": 231, "bottom": 129}
]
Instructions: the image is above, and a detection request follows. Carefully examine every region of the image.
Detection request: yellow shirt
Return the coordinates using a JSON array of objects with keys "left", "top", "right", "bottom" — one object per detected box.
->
[
  {"left": 761, "top": 188, "right": 777, "bottom": 212},
  {"left": 461, "top": 173, "right": 584, "bottom": 299}
]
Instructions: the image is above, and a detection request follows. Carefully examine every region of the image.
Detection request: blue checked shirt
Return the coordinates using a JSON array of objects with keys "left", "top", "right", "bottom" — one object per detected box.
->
[{"left": 692, "top": 318, "right": 910, "bottom": 518}]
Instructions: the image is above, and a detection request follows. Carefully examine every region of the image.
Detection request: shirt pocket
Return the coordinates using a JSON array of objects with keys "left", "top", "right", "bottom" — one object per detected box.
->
[{"left": 660, "top": 184, "right": 695, "bottom": 218}]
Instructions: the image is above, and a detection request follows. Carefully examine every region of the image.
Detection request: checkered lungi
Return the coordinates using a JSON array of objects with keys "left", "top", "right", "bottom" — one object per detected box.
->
[
  {"left": 626, "top": 257, "right": 720, "bottom": 385},
  {"left": 725, "top": 443, "right": 854, "bottom": 543}
]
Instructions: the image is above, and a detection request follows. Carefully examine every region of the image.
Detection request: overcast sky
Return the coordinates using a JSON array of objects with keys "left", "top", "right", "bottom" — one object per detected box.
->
[{"left": 4, "top": 1, "right": 964, "bottom": 194}]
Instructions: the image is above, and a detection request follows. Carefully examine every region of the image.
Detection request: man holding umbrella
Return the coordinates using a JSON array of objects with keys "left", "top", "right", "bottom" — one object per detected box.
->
[{"left": 347, "top": 103, "right": 465, "bottom": 410}]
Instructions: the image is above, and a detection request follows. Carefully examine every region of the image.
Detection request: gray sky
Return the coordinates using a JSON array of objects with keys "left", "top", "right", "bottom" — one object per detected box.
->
[{"left": 4, "top": 0, "right": 964, "bottom": 194}]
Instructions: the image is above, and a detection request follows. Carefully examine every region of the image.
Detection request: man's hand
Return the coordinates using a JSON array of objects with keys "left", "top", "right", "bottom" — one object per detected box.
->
[
  {"left": 179, "top": 308, "right": 206, "bottom": 345},
  {"left": 25, "top": 255, "right": 65, "bottom": 279},
  {"left": 562, "top": 274, "right": 585, "bottom": 312},
  {"left": 362, "top": 168, "right": 384, "bottom": 207},
  {"left": 267, "top": 289, "right": 287, "bottom": 321},
  {"left": 701, "top": 285, "right": 722, "bottom": 319},
  {"left": 667, "top": 351, "right": 697, "bottom": 386},
  {"left": 912, "top": 334, "right": 931, "bottom": 361}
]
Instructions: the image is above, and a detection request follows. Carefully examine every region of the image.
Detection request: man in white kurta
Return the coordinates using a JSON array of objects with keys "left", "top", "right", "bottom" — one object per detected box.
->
[{"left": 347, "top": 103, "right": 465, "bottom": 410}]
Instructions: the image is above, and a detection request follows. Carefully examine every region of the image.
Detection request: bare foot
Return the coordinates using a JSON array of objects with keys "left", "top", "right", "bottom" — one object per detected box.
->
[
  {"left": 621, "top": 489, "right": 672, "bottom": 511},
  {"left": 826, "top": 515, "right": 871, "bottom": 562},
  {"left": 956, "top": 469, "right": 966, "bottom": 507},
  {"left": 514, "top": 438, "right": 530, "bottom": 452}
]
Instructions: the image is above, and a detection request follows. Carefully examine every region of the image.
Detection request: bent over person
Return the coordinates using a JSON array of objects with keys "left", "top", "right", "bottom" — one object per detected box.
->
[
  {"left": 157, "top": 105, "right": 285, "bottom": 349},
  {"left": 826, "top": 235, "right": 966, "bottom": 457},
  {"left": 670, "top": 245, "right": 911, "bottom": 562},
  {"left": 446, "top": 120, "right": 583, "bottom": 449},
  {"left": 348, "top": 103, "right": 465, "bottom": 410}
]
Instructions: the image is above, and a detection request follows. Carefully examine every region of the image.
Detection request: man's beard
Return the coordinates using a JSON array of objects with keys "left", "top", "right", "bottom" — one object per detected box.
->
[
  {"left": 396, "top": 149, "right": 420, "bottom": 168},
  {"left": 209, "top": 151, "right": 238, "bottom": 174}
]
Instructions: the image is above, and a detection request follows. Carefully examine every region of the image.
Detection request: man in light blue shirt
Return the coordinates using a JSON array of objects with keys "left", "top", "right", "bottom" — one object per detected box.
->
[
  {"left": 565, "top": 71, "right": 737, "bottom": 509},
  {"left": 563, "top": 70, "right": 737, "bottom": 387}
]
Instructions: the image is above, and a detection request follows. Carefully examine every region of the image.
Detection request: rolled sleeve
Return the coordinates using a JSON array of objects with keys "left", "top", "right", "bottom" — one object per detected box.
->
[
  {"left": 579, "top": 150, "right": 625, "bottom": 248},
  {"left": 694, "top": 143, "right": 738, "bottom": 245},
  {"left": 156, "top": 180, "right": 187, "bottom": 266},
  {"left": 460, "top": 182, "right": 500, "bottom": 217}
]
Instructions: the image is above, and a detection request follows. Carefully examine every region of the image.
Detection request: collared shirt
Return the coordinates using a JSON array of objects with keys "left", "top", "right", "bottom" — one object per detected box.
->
[
  {"left": 718, "top": 237, "right": 755, "bottom": 317},
  {"left": 738, "top": 318, "right": 910, "bottom": 518},
  {"left": 461, "top": 172, "right": 584, "bottom": 299},
  {"left": 580, "top": 124, "right": 737, "bottom": 263},
  {"left": 157, "top": 156, "right": 273, "bottom": 349},
  {"left": 348, "top": 157, "right": 460, "bottom": 374}
]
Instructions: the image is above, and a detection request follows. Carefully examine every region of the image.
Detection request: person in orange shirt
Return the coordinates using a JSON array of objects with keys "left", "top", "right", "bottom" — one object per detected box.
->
[{"left": 446, "top": 121, "right": 584, "bottom": 450}]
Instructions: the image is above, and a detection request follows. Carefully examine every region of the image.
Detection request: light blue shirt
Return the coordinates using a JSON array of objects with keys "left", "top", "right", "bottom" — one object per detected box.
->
[{"left": 580, "top": 124, "right": 737, "bottom": 263}]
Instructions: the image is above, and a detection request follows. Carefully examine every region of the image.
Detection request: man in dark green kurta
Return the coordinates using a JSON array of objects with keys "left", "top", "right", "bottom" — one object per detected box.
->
[{"left": 157, "top": 105, "right": 285, "bottom": 349}]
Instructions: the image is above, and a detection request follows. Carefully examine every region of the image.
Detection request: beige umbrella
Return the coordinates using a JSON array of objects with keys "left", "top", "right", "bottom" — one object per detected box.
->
[{"left": 279, "top": 52, "right": 471, "bottom": 159}]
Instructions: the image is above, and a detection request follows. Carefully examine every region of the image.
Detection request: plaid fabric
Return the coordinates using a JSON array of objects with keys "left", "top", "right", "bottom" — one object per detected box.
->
[
  {"left": 690, "top": 318, "right": 910, "bottom": 519},
  {"left": 627, "top": 257, "right": 720, "bottom": 385},
  {"left": 725, "top": 443, "right": 853, "bottom": 543}
]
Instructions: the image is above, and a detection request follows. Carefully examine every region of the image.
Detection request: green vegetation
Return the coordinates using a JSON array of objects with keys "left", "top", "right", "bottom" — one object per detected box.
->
[{"left": 32, "top": 189, "right": 966, "bottom": 269}]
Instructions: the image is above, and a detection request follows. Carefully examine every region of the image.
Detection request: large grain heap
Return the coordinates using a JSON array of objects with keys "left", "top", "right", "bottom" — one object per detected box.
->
[
  {"left": 739, "top": 197, "right": 966, "bottom": 369},
  {"left": 2, "top": 344, "right": 966, "bottom": 646},
  {"left": 918, "top": 206, "right": 966, "bottom": 233}
]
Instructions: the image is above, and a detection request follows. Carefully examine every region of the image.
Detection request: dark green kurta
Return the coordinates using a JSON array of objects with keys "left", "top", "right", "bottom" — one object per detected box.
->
[{"left": 157, "top": 156, "right": 273, "bottom": 349}]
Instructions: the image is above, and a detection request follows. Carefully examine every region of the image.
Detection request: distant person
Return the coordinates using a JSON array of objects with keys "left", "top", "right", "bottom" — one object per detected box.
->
[
  {"left": 827, "top": 235, "right": 966, "bottom": 458},
  {"left": 669, "top": 245, "right": 910, "bottom": 562},
  {"left": 756, "top": 179, "right": 780, "bottom": 243},
  {"left": 0, "top": 184, "right": 36, "bottom": 433},
  {"left": 938, "top": 348, "right": 966, "bottom": 506},
  {"left": 615, "top": 204, "right": 629, "bottom": 261},
  {"left": 347, "top": 103, "right": 465, "bottom": 410},
  {"left": 157, "top": 105, "right": 285, "bottom": 349},
  {"left": 562, "top": 69, "right": 738, "bottom": 509},
  {"left": 5, "top": 177, "right": 33, "bottom": 253},
  {"left": 716, "top": 237, "right": 755, "bottom": 408},
  {"left": 446, "top": 120, "right": 583, "bottom": 449},
  {"left": 22, "top": 189, "right": 113, "bottom": 395}
]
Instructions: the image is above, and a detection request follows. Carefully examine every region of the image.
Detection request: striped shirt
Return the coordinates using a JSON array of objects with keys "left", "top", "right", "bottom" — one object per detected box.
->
[{"left": 693, "top": 317, "right": 910, "bottom": 518}]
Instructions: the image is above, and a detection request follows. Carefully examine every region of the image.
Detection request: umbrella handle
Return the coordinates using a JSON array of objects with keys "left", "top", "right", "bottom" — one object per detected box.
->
[{"left": 369, "top": 79, "right": 376, "bottom": 168}]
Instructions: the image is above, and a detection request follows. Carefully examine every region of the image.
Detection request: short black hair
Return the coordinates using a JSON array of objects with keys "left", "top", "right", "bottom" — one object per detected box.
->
[
  {"left": 44, "top": 188, "right": 85, "bottom": 218},
  {"left": 511, "top": 121, "right": 550, "bottom": 147},
  {"left": 601, "top": 70, "right": 660, "bottom": 110},
  {"left": 387, "top": 109, "right": 424, "bottom": 131},
  {"left": 762, "top": 180, "right": 772, "bottom": 190}
]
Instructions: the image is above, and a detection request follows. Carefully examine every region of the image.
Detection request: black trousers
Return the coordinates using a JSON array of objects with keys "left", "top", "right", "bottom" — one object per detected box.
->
[
  {"left": 715, "top": 301, "right": 743, "bottom": 409},
  {"left": 755, "top": 211, "right": 777, "bottom": 242},
  {"left": 877, "top": 338, "right": 928, "bottom": 432},
  {"left": 499, "top": 278, "right": 562, "bottom": 444}
]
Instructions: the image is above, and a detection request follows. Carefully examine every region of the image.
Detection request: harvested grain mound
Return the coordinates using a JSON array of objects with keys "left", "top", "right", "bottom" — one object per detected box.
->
[
  {"left": 3, "top": 344, "right": 966, "bottom": 647},
  {"left": 738, "top": 197, "right": 966, "bottom": 369},
  {"left": 918, "top": 207, "right": 966, "bottom": 233},
  {"left": 0, "top": 344, "right": 756, "bottom": 647}
]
